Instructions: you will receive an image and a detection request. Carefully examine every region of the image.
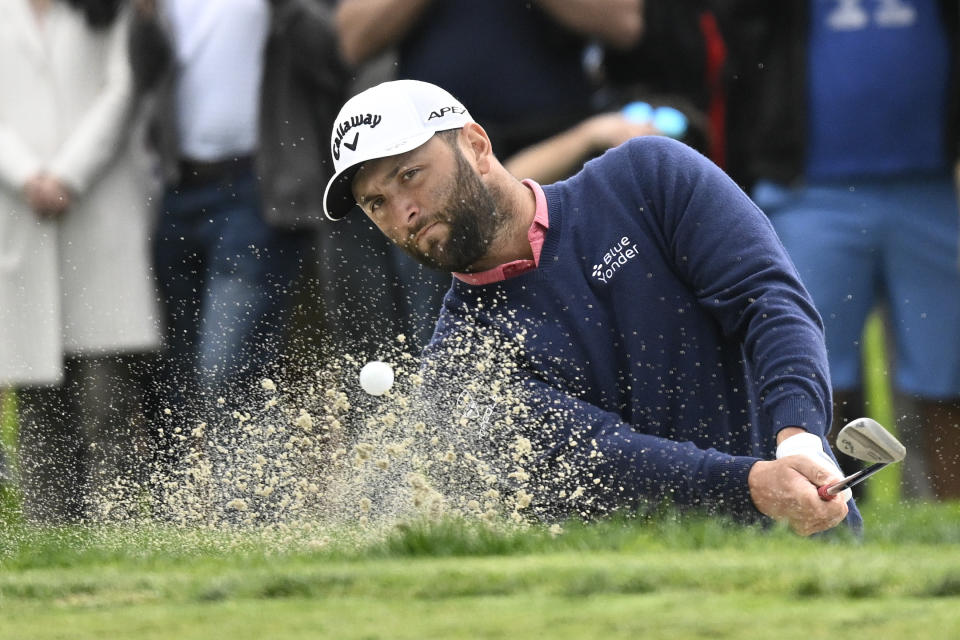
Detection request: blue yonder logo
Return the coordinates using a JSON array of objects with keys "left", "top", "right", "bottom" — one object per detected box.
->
[{"left": 592, "top": 236, "right": 639, "bottom": 283}]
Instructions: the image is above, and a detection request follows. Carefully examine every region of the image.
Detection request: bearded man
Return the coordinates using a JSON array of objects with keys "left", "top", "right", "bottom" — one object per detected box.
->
[{"left": 322, "top": 80, "right": 862, "bottom": 537}]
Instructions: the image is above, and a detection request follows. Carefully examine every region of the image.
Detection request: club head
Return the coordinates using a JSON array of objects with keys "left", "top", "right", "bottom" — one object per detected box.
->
[{"left": 835, "top": 418, "right": 906, "bottom": 464}]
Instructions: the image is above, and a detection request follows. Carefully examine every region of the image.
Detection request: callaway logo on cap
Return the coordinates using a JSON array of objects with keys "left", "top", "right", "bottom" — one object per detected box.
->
[{"left": 323, "top": 80, "right": 475, "bottom": 221}]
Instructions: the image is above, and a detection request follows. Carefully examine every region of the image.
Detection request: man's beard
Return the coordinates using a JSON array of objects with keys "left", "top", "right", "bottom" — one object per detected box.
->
[{"left": 403, "top": 148, "right": 503, "bottom": 272}]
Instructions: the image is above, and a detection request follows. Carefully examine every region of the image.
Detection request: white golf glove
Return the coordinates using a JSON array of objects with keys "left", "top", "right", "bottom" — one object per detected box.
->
[{"left": 776, "top": 431, "right": 853, "bottom": 502}]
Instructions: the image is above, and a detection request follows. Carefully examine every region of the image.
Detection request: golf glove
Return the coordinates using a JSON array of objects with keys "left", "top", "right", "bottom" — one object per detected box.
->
[{"left": 776, "top": 432, "right": 853, "bottom": 502}]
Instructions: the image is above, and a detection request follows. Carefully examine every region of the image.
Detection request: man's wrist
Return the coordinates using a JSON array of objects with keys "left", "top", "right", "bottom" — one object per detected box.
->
[
  {"left": 776, "top": 426, "right": 807, "bottom": 446},
  {"left": 775, "top": 431, "right": 823, "bottom": 459}
]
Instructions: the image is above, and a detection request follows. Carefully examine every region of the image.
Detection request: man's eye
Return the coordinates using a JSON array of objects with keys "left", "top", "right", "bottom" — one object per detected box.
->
[
  {"left": 369, "top": 197, "right": 383, "bottom": 212},
  {"left": 402, "top": 168, "right": 419, "bottom": 181}
]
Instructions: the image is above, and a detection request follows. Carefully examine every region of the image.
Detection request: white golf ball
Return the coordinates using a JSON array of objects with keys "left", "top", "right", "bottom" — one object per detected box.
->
[{"left": 359, "top": 361, "right": 394, "bottom": 396}]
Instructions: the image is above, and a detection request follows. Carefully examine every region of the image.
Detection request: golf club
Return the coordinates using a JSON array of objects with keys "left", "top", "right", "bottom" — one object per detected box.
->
[{"left": 818, "top": 418, "right": 907, "bottom": 500}]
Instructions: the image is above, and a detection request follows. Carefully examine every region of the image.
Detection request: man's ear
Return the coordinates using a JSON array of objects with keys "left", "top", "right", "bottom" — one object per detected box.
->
[{"left": 460, "top": 123, "right": 493, "bottom": 174}]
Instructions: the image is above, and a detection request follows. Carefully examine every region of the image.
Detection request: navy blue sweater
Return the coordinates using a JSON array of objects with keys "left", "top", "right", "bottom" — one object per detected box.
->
[{"left": 425, "top": 137, "right": 859, "bottom": 525}]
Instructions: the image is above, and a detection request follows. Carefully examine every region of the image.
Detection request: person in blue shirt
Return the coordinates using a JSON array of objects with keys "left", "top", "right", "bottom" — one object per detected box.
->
[
  {"left": 323, "top": 79, "right": 860, "bottom": 536},
  {"left": 722, "top": 0, "right": 960, "bottom": 501}
]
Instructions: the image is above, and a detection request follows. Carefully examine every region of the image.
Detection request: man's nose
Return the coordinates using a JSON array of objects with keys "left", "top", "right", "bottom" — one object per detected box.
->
[{"left": 392, "top": 194, "right": 421, "bottom": 229}]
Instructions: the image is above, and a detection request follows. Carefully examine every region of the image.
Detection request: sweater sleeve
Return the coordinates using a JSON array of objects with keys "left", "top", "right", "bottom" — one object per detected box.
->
[
  {"left": 629, "top": 138, "right": 832, "bottom": 440},
  {"left": 515, "top": 371, "right": 764, "bottom": 521},
  {"left": 422, "top": 311, "right": 766, "bottom": 523}
]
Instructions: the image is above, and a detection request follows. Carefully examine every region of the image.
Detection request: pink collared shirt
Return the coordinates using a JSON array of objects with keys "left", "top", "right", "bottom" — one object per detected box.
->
[{"left": 454, "top": 179, "right": 549, "bottom": 285}]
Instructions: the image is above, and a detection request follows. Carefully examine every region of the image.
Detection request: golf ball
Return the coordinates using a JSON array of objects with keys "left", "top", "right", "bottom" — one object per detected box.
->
[{"left": 359, "top": 361, "right": 394, "bottom": 396}]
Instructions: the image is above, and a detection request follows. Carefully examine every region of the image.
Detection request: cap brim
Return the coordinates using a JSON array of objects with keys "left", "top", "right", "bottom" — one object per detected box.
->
[
  {"left": 323, "top": 166, "right": 363, "bottom": 221},
  {"left": 323, "top": 130, "right": 437, "bottom": 221}
]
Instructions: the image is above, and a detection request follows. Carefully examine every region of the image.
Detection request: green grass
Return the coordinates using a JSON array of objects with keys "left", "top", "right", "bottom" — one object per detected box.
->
[{"left": 1, "top": 504, "right": 959, "bottom": 639}]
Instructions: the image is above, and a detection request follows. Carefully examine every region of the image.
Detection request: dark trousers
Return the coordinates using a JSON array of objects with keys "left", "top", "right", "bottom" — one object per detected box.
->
[
  {"left": 18, "top": 355, "right": 150, "bottom": 524},
  {"left": 150, "top": 163, "right": 310, "bottom": 456}
]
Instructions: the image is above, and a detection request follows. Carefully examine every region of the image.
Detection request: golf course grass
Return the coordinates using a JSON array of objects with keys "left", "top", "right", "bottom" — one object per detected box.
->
[{"left": 1, "top": 501, "right": 959, "bottom": 639}]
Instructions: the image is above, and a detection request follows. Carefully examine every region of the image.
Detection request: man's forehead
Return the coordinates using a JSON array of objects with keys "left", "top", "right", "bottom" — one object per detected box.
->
[
  {"left": 353, "top": 152, "right": 404, "bottom": 186},
  {"left": 352, "top": 136, "right": 443, "bottom": 193}
]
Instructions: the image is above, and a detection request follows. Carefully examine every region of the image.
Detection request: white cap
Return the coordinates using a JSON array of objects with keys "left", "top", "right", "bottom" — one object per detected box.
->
[{"left": 323, "top": 80, "right": 475, "bottom": 221}]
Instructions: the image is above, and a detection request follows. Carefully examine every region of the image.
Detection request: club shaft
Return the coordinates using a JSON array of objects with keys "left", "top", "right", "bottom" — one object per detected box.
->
[{"left": 825, "top": 462, "right": 889, "bottom": 496}]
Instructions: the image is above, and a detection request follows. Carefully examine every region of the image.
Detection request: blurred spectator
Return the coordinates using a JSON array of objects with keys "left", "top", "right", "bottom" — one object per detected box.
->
[
  {"left": 502, "top": 112, "right": 659, "bottom": 185},
  {"left": 723, "top": 0, "right": 960, "bottom": 499},
  {"left": 601, "top": 0, "right": 730, "bottom": 166},
  {"left": 128, "top": 0, "right": 346, "bottom": 461},
  {"left": 0, "top": 0, "right": 160, "bottom": 523},
  {"left": 328, "top": 0, "right": 644, "bottom": 354},
  {"left": 338, "top": 0, "right": 643, "bottom": 163},
  {"left": 507, "top": 0, "right": 732, "bottom": 183}
]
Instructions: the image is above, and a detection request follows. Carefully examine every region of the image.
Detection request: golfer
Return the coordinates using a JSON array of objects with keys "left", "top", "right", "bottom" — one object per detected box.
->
[{"left": 323, "top": 80, "right": 861, "bottom": 536}]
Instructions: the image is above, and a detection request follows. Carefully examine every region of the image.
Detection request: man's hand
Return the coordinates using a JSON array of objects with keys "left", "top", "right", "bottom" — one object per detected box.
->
[
  {"left": 776, "top": 431, "right": 853, "bottom": 503},
  {"left": 23, "top": 173, "right": 71, "bottom": 219},
  {"left": 23, "top": 174, "right": 48, "bottom": 214},
  {"left": 133, "top": 0, "right": 156, "bottom": 15},
  {"left": 748, "top": 456, "right": 849, "bottom": 536},
  {"left": 504, "top": 112, "right": 658, "bottom": 183},
  {"left": 581, "top": 113, "right": 659, "bottom": 152}
]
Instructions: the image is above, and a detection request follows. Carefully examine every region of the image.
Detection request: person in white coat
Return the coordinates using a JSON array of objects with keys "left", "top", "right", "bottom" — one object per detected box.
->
[{"left": 0, "top": 0, "right": 160, "bottom": 523}]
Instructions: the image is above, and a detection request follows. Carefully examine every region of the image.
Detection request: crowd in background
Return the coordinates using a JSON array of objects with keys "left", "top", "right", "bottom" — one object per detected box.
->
[{"left": 0, "top": 0, "right": 958, "bottom": 523}]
